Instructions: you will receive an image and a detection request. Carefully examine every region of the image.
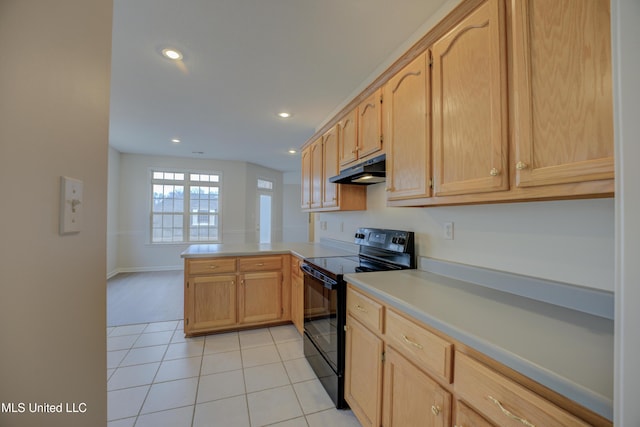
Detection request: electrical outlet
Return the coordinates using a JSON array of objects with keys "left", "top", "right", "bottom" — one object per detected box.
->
[
  {"left": 443, "top": 222, "right": 454, "bottom": 240},
  {"left": 320, "top": 221, "right": 327, "bottom": 231}
]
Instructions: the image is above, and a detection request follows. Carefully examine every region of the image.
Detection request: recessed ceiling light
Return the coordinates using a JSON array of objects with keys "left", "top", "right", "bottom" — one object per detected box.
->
[
  {"left": 162, "top": 48, "right": 183, "bottom": 60},
  {"left": 277, "top": 112, "right": 291, "bottom": 118},
  {"left": 171, "top": 138, "right": 181, "bottom": 144},
  {"left": 288, "top": 149, "right": 297, "bottom": 154}
]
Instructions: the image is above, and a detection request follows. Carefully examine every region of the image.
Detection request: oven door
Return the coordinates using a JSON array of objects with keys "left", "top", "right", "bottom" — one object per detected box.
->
[{"left": 301, "top": 266, "right": 340, "bottom": 372}]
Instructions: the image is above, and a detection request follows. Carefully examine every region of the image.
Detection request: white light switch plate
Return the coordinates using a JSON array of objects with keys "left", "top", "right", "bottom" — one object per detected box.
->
[{"left": 60, "top": 176, "right": 83, "bottom": 234}]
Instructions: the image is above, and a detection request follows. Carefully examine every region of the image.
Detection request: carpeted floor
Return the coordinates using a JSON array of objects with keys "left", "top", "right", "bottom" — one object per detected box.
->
[{"left": 107, "top": 270, "right": 183, "bottom": 327}]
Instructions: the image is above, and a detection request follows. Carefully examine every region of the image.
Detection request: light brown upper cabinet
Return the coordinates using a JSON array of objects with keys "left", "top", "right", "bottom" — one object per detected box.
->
[
  {"left": 322, "top": 126, "right": 340, "bottom": 208},
  {"left": 510, "top": 0, "right": 614, "bottom": 188},
  {"left": 310, "top": 137, "right": 323, "bottom": 210},
  {"left": 358, "top": 88, "right": 384, "bottom": 160},
  {"left": 338, "top": 89, "right": 384, "bottom": 168},
  {"left": 431, "top": 0, "right": 509, "bottom": 197},
  {"left": 338, "top": 109, "right": 359, "bottom": 167},
  {"left": 300, "top": 145, "right": 312, "bottom": 210},
  {"left": 383, "top": 51, "right": 432, "bottom": 201},
  {"left": 301, "top": 125, "right": 366, "bottom": 212}
]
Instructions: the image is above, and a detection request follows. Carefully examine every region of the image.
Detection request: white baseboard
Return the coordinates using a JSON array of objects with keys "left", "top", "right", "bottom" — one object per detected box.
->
[{"left": 107, "top": 265, "right": 184, "bottom": 279}]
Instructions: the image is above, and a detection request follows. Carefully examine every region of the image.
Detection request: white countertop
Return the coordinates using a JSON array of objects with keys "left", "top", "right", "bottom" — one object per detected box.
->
[
  {"left": 345, "top": 269, "right": 614, "bottom": 421},
  {"left": 180, "top": 242, "right": 356, "bottom": 260}
]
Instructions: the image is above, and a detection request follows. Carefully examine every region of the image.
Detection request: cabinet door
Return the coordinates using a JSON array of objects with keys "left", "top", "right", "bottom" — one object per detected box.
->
[
  {"left": 455, "top": 400, "right": 495, "bottom": 427},
  {"left": 358, "top": 88, "right": 383, "bottom": 159},
  {"left": 185, "top": 274, "right": 237, "bottom": 334},
  {"left": 339, "top": 109, "right": 358, "bottom": 167},
  {"left": 301, "top": 145, "right": 312, "bottom": 209},
  {"left": 239, "top": 271, "right": 282, "bottom": 324},
  {"left": 322, "top": 126, "right": 340, "bottom": 208},
  {"left": 432, "top": 0, "right": 508, "bottom": 196},
  {"left": 291, "top": 273, "right": 304, "bottom": 334},
  {"left": 344, "top": 316, "right": 383, "bottom": 427},
  {"left": 511, "top": 0, "right": 614, "bottom": 188},
  {"left": 384, "top": 51, "right": 431, "bottom": 200},
  {"left": 382, "top": 346, "right": 452, "bottom": 427},
  {"left": 310, "top": 138, "right": 323, "bottom": 209}
]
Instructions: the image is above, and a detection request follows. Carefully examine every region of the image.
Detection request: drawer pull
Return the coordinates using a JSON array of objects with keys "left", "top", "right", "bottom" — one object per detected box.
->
[
  {"left": 401, "top": 334, "right": 424, "bottom": 350},
  {"left": 488, "top": 396, "right": 535, "bottom": 427},
  {"left": 256, "top": 263, "right": 265, "bottom": 266},
  {"left": 208, "top": 265, "right": 218, "bottom": 269},
  {"left": 431, "top": 405, "right": 440, "bottom": 416},
  {"left": 354, "top": 304, "right": 368, "bottom": 313}
]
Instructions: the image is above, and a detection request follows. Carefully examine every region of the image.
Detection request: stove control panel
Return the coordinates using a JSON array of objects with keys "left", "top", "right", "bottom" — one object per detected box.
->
[{"left": 354, "top": 228, "right": 414, "bottom": 254}]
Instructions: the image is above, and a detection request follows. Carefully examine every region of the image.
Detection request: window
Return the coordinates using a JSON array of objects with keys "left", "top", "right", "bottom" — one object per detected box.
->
[
  {"left": 257, "top": 178, "right": 273, "bottom": 244},
  {"left": 151, "top": 170, "right": 221, "bottom": 243}
]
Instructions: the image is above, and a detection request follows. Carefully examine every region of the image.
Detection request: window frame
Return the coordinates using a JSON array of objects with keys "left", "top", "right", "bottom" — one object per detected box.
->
[{"left": 149, "top": 168, "right": 223, "bottom": 244}]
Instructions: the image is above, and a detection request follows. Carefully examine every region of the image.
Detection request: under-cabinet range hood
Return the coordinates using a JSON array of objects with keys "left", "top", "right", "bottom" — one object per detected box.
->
[{"left": 328, "top": 153, "right": 386, "bottom": 185}]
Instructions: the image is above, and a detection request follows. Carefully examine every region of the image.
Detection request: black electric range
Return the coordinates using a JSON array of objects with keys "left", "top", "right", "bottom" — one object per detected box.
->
[{"left": 300, "top": 228, "right": 415, "bottom": 408}]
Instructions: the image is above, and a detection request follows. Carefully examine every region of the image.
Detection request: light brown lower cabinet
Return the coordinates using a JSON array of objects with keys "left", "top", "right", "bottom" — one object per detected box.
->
[
  {"left": 382, "top": 346, "right": 452, "bottom": 427},
  {"left": 454, "top": 351, "right": 591, "bottom": 427},
  {"left": 186, "top": 274, "right": 237, "bottom": 333},
  {"left": 290, "top": 256, "right": 304, "bottom": 334},
  {"left": 238, "top": 271, "right": 282, "bottom": 324},
  {"left": 344, "top": 284, "right": 611, "bottom": 427},
  {"left": 454, "top": 400, "right": 495, "bottom": 427},
  {"left": 344, "top": 315, "right": 383, "bottom": 427},
  {"left": 184, "top": 255, "right": 290, "bottom": 337}
]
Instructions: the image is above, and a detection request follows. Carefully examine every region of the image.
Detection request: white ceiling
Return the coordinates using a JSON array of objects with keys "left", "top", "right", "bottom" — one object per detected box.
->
[{"left": 109, "top": 0, "right": 448, "bottom": 173}]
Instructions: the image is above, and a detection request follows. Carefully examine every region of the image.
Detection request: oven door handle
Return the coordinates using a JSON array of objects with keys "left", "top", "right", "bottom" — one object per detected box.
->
[{"left": 301, "top": 263, "right": 338, "bottom": 289}]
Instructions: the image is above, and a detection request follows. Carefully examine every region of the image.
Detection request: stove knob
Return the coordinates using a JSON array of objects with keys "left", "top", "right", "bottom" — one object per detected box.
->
[
  {"left": 391, "top": 237, "right": 398, "bottom": 244},
  {"left": 397, "top": 237, "right": 406, "bottom": 245}
]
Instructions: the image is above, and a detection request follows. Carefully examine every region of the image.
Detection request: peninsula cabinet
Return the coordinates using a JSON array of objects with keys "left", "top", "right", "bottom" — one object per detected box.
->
[
  {"left": 383, "top": 51, "right": 432, "bottom": 201},
  {"left": 510, "top": 0, "right": 614, "bottom": 189},
  {"left": 344, "top": 284, "right": 612, "bottom": 427},
  {"left": 184, "top": 255, "right": 290, "bottom": 337},
  {"left": 301, "top": 124, "right": 366, "bottom": 212},
  {"left": 431, "top": 0, "right": 509, "bottom": 197}
]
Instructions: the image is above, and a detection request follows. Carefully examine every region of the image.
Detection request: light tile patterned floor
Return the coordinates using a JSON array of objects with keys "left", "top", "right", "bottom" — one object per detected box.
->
[{"left": 107, "top": 322, "right": 361, "bottom": 427}]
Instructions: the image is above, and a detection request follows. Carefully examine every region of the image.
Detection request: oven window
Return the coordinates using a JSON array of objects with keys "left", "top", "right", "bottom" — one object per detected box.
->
[{"left": 303, "top": 274, "right": 338, "bottom": 370}]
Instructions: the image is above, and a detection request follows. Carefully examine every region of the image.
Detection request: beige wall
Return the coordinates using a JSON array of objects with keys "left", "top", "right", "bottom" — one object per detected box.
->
[
  {"left": 0, "top": 0, "right": 112, "bottom": 426},
  {"left": 315, "top": 185, "right": 615, "bottom": 291},
  {"left": 110, "top": 153, "right": 284, "bottom": 275}
]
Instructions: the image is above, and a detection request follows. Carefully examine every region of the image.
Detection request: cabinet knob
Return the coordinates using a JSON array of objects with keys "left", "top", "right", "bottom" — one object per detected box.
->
[
  {"left": 431, "top": 405, "right": 441, "bottom": 416},
  {"left": 490, "top": 168, "right": 500, "bottom": 176},
  {"left": 516, "top": 161, "right": 528, "bottom": 170}
]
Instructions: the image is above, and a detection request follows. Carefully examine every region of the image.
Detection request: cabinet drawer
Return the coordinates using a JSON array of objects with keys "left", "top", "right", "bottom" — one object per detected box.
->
[
  {"left": 384, "top": 309, "right": 453, "bottom": 383},
  {"left": 455, "top": 352, "right": 590, "bottom": 427},
  {"left": 187, "top": 257, "right": 237, "bottom": 275},
  {"left": 238, "top": 256, "right": 283, "bottom": 272},
  {"left": 347, "top": 287, "right": 383, "bottom": 334}
]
